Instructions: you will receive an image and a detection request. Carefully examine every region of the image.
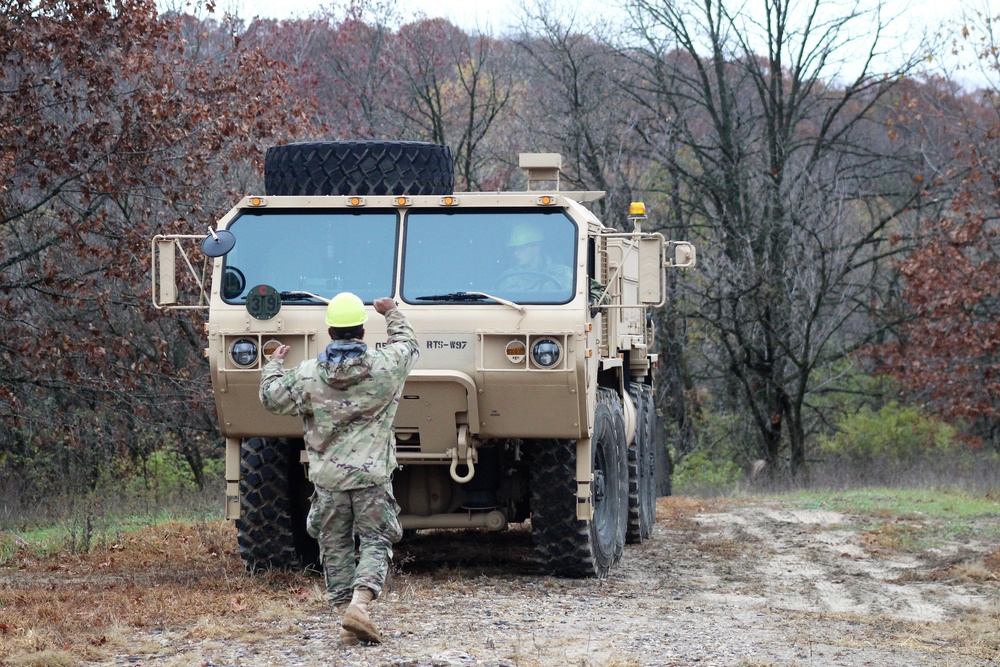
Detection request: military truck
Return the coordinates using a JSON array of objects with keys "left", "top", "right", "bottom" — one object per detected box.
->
[{"left": 152, "top": 141, "right": 695, "bottom": 578}]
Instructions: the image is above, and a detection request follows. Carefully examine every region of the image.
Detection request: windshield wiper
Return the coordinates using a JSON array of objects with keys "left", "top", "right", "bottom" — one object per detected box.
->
[
  {"left": 416, "top": 292, "right": 490, "bottom": 302},
  {"left": 279, "top": 290, "right": 328, "bottom": 303},
  {"left": 416, "top": 291, "right": 526, "bottom": 315}
]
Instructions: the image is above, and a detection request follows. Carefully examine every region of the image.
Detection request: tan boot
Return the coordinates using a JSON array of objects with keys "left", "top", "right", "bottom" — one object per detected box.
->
[
  {"left": 342, "top": 587, "right": 381, "bottom": 644},
  {"left": 339, "top": 627, "right": 359, "bottom": 646}
]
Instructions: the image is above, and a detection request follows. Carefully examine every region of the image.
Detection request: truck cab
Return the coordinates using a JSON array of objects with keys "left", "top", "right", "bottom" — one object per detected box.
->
[{"left": 153, "top": 143, "right": 694, "bottom": 577}]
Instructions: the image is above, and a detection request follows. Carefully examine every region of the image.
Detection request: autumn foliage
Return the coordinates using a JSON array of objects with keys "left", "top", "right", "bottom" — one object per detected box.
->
[
  {"left": 0, "top": 0, "right": 311, "bottom": 497},
  {"left": 876, "top": 144, "right": 1000, "bottom": 445},
  {"left": 1, "top": 0, "right": 999, "bottom": 504}
]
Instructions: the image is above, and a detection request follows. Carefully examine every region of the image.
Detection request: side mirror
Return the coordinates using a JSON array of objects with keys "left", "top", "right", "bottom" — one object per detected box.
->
[
  {"left": 151, "top": 233, "right": 216, "bottom": 310},
  {"left": 637, "top": 236, "right": 662, "bottom": 304},
  {"left": 672, "top": 242, "right": 696, "bottom": 268},
  {"left": 201, "top": 228, "right": 236, "bottom": 257},
  {"left": 156, "top": 239, "right": 178, "bottom": 306}
]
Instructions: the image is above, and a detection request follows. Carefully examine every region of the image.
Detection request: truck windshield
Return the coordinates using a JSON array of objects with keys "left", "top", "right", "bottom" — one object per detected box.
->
[
  {"left": 222, "top": 210, "right": 397, "bottom": 304},
  {"left": 401, "top": 209, "right": 577, "bottom": 305}
]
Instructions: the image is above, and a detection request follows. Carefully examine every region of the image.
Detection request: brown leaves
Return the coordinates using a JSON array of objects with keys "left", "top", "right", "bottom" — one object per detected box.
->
[
  {"left": 0, "top": 520, "right": 307, "bottom": 660},
  {"left": 874, "top": 201, "right": 1000, "bottom": 426},
  {"left": 1, "top": 0, "right": 312, "bottom": 484}
]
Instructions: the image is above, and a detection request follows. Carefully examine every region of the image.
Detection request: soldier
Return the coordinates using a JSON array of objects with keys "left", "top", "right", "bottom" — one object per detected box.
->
[
  {"left": 495, "top": 223, "right": 573, "bottom": 291},
  {"left": 259, "top": 292, "right": 419, "bottom": 645}
]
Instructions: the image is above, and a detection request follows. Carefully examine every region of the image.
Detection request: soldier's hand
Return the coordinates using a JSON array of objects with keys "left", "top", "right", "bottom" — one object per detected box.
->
[
  {"left": 271, "top": 344, "right": 291, "bottom": 360},
  {"left": 373, "top": 297, "right": 397, "bottom": 315}
]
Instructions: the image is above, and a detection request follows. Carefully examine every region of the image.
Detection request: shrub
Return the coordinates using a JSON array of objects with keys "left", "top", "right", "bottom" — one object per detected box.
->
[
  {"left": 817, "top": 401, "right": 956, "bottom": 464},
  {"left": 673, "top": 449, "right": 743, "bottom": 495}
]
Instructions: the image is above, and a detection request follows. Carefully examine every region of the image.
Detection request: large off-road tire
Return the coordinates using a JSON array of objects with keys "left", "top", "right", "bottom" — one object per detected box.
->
[
  {"left": 264, "top": 140, "right": 455, "bottom": 196},
  {"left": 530, "top": 388, "right": 627, "bottom": 577},
  {"left": 626, "top": 383, "right": 657, "bottom": 543},
  {"left": 236, "top": 437, "right": 318, "bottom": 572}
]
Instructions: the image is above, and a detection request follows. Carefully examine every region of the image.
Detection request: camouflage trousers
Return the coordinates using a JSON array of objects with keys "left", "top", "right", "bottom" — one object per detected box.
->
[{"left": 305, "top": 481, "right": 403, "bottom": 607}]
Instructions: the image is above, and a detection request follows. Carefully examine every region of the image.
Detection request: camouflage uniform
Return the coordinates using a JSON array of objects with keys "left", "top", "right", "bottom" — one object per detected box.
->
[
  {"left": 495, "top": 256, "right": 574, "bottom": 291},
  {"left": 259, "top": 308, "right": 419, "bottom": 605}
]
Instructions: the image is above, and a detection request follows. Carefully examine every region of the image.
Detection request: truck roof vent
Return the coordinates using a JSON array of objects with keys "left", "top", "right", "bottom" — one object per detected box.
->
[{"left": 519, "top": 153, "right": 562, "bottom": 191}]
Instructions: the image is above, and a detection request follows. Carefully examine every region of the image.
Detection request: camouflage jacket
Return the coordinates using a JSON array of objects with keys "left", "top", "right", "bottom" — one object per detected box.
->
[
  {"left": 495, "top": 257, "right": 573, "bottom": 291},
  {"left": 258, "top": 308, "right": 419, "bottom": 491}
]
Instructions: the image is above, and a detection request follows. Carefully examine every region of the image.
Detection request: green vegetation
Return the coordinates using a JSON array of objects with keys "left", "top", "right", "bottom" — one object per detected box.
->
[
  {"left": 783, "top": 487, "right": 1000, "bottom": 519},
  {"left": 816, "top": 401, "right": 957, "bottom": 463},
  {"left": 673, "top": 449, "right": 743, "bottom": 495},
  {"left": 777, "top": 487, "right": 1000, "bottom": 550},
  {"left": 0, "top": 454, "right": 224, "bottom": 567},
  {"left": 671, "top": 407, "right": 747, "bottom": 495}
]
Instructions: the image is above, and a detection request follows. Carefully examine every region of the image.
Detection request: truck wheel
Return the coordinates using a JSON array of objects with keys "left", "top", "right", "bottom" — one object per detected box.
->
[
  {"left": 627, "top": 383, "right": 657, "bottom": 543},
  {"left": 264, "top": 141, "right": 455, "bottom": 196},
  {"left": 530, "top": 388, "right": 627, "bottom": 577},
  {"left": 236, "top": 437, "right": 318, "bottom": 572}
]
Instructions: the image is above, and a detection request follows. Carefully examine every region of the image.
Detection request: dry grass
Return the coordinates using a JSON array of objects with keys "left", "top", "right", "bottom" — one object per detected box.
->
[
  {"left": 0, "top": 520, "right": 317, "bottom": 666},
  {"left": 859, "top": 520, "right": 925, "bottom": 551},
  {"left": 657, "top": 495, "right": 731, "bottom": 532},
  {"left": 3, "top": 494, "right": 999, "bottom": 666}
]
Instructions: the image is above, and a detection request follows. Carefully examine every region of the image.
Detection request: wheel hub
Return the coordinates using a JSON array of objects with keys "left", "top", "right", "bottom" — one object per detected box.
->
[{"left": 594, "top": 469, "right": 606, "bottom": 503}]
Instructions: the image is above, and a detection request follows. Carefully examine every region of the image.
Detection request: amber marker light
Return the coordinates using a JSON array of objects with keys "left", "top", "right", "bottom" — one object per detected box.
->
[
  {"left": 441, "top": 196, "right": 458, "bottom": 206},
  {"left": 505, "top": 340, "right": 527, "bottom": 364},
  {"left": 395, "top": 196, "right": 411, "bottom": 206},
  {"left": 347, "top": 196, "right": 365, "bottom": 206},
  {"left": 249, "top": 196, "right": 266, "bottom": 207},
  {"left": 539, "top": 195, "right": 554, "bottom": 205},
  {"left": 629, "top": 201, "right": 647, "bottom": 217},
  {"left": 262, "top": 339, "right": 282, "bottom": 359}
]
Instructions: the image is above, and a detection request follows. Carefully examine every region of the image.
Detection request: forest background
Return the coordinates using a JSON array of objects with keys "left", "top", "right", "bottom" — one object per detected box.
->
[{"left": 2, "top": 0, "right": 999, "bottom": 530}]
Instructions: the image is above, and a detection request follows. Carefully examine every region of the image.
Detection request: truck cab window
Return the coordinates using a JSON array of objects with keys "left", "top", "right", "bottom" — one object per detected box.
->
[
  {"left": 222, "top": 210, "right": 398, "bottom": 303},
  {"left": 401, "top": 209, "right": 577, "bottom": 304}
]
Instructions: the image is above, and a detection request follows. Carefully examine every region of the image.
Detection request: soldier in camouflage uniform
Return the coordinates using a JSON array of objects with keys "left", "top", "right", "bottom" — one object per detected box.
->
[
  {"left": 495, "top": 223, "right": 573, "bottom": 291},
  {"left": 259, "top": 293, "right": 419, "bottom": 645}
]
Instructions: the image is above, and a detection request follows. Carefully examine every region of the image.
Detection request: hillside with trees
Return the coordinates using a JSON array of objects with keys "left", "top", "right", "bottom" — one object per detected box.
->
[{"left": 1, "top": 0, "right": 998, "bottom": 516}]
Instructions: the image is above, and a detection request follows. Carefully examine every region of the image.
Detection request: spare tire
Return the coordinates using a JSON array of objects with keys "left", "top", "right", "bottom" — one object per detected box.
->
[{"left": 264, "top": 140, "right": 455, "bottom": 196}]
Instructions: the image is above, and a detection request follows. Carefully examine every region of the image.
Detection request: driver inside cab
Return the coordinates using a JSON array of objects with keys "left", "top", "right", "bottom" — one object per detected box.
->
[{"left": 494, "top": 223, "right": 573, "bottom": 291}]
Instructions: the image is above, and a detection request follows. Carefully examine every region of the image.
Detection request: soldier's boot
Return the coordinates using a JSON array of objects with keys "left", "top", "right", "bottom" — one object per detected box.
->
[
  {"left": 342, "top": 586, "right": 381, "bottom": 644},
  {"left": 333, "top": 595, "right": 359, "bottom": 644}
]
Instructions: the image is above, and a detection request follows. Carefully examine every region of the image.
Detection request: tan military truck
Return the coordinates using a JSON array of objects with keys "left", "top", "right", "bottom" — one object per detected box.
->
[{"left": 152, "top": 141, "right": 695, "bottom": 578}]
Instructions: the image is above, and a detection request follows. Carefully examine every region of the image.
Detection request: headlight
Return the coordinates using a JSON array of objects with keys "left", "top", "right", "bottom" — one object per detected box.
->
[
  {"left": 231, "top": 338, "right": 258, "bottom": 367},
  {"left": 531, "top": 339, "right": 560, "bottom": 368}
]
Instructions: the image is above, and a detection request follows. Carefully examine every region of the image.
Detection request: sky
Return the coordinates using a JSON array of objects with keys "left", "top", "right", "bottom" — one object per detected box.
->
[
  {"left": 222, "top": 0, "right": 968, "bottom": 33},
  {"left": 202, "top": 0, "right": 995, "bottom": 88},
  {"left": 215, "top": 0, "right": 597, "bottom": 32}
]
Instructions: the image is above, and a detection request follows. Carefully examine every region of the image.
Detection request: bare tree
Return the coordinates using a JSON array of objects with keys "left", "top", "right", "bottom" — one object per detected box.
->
[
  {"left": 512, "top": 6, "right": 646, "bottom": 218},
  {"left": 391, "top": 18, "right": 514, "bottom": 190},
  {"left": 622, "top": 0, "right": 945, "bottom": 474}
]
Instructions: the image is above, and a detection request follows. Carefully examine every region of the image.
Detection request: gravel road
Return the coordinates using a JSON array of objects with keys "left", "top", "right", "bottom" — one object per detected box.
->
[{"left": 94, "top": 496, "right": 999, "bottom": 667}]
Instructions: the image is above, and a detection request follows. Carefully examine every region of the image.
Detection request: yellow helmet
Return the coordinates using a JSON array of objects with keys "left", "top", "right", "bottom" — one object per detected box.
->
[
  {"left": 325, "top": 292, "right": 368, "bottom": 327},
  {"left": 508, "top": 224, "right": 544, "bottom": 247}
]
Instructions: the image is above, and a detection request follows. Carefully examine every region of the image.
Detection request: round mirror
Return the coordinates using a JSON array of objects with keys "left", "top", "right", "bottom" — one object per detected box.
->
[{"left": 201, "top": 229, "right": 236, "bottom": 257}]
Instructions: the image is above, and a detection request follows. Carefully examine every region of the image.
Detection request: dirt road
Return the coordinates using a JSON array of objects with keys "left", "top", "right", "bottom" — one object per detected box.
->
[{"left": 68, "top": 496, "right": 996, "bottom": 667}]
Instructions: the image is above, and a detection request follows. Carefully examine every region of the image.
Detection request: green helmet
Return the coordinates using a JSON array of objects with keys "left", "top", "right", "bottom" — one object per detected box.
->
[
  {"left": 325, "top": 292, "right": 368, "bottom": 327},
  {"left": 508, "top": 224, "right": 544, "bottom": 247}
]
